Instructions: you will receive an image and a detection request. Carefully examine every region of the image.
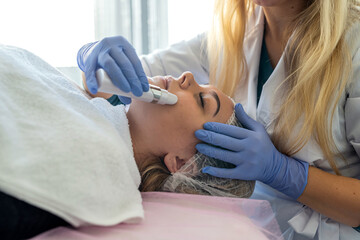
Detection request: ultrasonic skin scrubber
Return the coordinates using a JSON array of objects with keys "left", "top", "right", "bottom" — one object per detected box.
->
[{"left": 96, "top": 69, "right": 178, "bottom": 105}]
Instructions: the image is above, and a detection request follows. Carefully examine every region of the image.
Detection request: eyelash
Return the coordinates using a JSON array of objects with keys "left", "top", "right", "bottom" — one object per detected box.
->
[{"left": 199, "top": 92, "right": 204, "bottom": 108}]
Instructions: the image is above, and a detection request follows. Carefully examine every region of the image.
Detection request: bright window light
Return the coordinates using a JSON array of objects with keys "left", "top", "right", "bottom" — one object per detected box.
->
[
  {"left": 167, "top": 0, "right": 214, "bottom": 45},
  {"left": 0, "top": 0, "right": 214, "bottom": 67},
  {"left": 0, "top": 0, "right": 94, "bottom": 67}
]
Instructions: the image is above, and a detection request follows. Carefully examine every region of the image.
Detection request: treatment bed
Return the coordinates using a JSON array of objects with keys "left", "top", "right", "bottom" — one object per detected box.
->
[{"left": 32, "top": 192, "right": 283, "bottom": 240}]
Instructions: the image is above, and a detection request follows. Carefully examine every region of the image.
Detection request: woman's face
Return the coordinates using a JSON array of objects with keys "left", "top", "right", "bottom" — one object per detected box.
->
[
  {"left": 128, "top": 72, "right": 234, "bottom": 173},
  {"left": 251, "top": 0, "right": 308, "bottom": 9},
  {"left": 251, "top": 0, "right": 294, "bottom": 7}
]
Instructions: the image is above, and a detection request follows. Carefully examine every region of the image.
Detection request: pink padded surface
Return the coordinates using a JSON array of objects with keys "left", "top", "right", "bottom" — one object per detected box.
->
[{"left": 33, "top": 192, "right": 283, "bottom": 240}]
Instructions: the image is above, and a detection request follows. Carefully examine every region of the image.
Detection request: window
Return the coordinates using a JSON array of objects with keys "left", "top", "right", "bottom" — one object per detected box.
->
[
  {"left": 0, "top": 0, "right": 214, "bottom": 82},
  {"left": 167, "top": 0, "right": 214, "bottom": 45},
  {"left": 0, "top": 0, "right": 95, "bottom": 67}
]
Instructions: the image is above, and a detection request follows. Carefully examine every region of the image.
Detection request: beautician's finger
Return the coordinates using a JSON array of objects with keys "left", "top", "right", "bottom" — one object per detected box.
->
[
  {"left": 110, "top": 47, "right": 144, "bottom": 96},
  {"left": 85, "top": 69, "right": 98, "bottom": 94},
  {"left": 202, "top": 166, "right": 249, "bottom": 180},
  {"left": 122, "top": 40, "right": 149, "bottom": 92},
  {"left": 203, "top": 122, "right": 252, "bottom": 139},
  {"left": 195, "top": 130, "right": 247, "bottom": 152},
  {"left": 118, "top": 96, "right": 132, "bottom": 104},
  {"left": 98, "top": 51, "right": 132, "bottom": 93},
  {"left": 201, "top": 166, "right": 234, "bottom": 179},
  {"left": 235, "top": 104, "right": 262, "bottom": 132},
  {"left": 195, "top": 144, "right": 240, "bottom": 165}
]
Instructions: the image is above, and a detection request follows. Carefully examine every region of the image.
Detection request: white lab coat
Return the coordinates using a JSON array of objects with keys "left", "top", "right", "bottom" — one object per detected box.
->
[{"left": 140, "top": 6, "right": 360, "bottom": 240}]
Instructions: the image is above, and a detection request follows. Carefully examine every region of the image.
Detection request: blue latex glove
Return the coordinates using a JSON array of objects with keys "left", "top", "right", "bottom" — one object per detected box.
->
[
  {"left": 195, "top": 103, "right": 309, "bottom": 199},
  {"left": 77, "top": 36, "right": 149, "bottom": 104}
]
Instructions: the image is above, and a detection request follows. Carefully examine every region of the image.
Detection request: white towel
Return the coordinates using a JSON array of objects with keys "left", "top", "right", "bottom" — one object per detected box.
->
[{"left": 0, "top": 45, "right": 144, "bottom": 227}]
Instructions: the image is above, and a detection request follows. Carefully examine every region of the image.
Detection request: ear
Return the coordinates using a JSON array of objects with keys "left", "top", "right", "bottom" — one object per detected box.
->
[{"left": 163, "top": 153, "right": 186, "bottom": 173}]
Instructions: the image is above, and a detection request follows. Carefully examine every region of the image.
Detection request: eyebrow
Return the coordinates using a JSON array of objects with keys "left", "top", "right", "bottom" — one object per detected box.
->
[{"left": 210, "top": 90, "right": 220, "bottom": 117}]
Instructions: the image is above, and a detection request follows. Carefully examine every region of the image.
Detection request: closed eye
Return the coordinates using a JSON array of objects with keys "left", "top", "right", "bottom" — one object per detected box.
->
[{"left": 199, "top": 92, "right": 204, "bottom": 108}]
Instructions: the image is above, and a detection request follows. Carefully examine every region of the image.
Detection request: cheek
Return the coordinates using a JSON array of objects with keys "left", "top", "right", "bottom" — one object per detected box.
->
[
  {"left": 164, "top": 98, "right": 204, "bottom": 151},
  {"left": 167, "top": 128, "right": 199, "bottom": 161},
  {"left": 131, "top": 95, "right": 205, "bottom": 153},
  {"left": 166, "top": 112, "right": 202, "bottom": 143},
  {"left": 172, "top": 97, "right": 205, "bottom": 131},
  {"left": 251, "top": 0, "right": 286, "bottom": 6}
]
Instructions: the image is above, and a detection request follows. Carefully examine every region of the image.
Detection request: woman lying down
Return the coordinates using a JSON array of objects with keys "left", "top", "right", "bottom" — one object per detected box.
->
[{"left": 0, "top": 45, "right": 254, "bottom": 239}]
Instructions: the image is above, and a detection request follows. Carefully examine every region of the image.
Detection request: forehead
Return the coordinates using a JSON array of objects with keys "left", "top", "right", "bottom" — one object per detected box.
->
[{"left": 201, "top": 85, "right": 234, "bottom": 123}]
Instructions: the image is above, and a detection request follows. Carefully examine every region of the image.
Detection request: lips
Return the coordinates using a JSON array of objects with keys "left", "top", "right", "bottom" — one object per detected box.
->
[
  {"left": 163, "top": 77, "right": 167, "bottom": 90},
  {"left": 163, "top": 77, "right": 169, "bottom": 90},
  {"left": 153, "top": 76, "right": 171, "bottom": 90}
]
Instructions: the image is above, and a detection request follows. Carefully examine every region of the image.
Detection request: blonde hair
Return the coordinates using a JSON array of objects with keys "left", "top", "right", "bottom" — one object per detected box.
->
[
  {"left": 207, "top": 0, "right": 360, "bottom": 175},
  {"left": 207, "top": 0, "right": 254, "bottom": 97},
  {"left": 138, "top": 156, "right": 170, "bottom": 192}
]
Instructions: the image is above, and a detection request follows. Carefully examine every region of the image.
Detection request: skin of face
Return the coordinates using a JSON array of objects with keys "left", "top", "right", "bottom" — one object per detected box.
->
[
  {"left": 252, "top": 0, "right": 294, "bottom": 7},
  {"left": 126, "top": 72, "right": 234, "bottom": 173}
]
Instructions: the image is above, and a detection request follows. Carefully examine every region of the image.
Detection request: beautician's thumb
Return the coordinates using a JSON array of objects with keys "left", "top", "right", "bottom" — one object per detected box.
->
[
  {"left": 86, "top": 71, "right": 99, "bottom": 94},
  {"left": 235, "top": 103, "right": 259, "bottom": 131}
]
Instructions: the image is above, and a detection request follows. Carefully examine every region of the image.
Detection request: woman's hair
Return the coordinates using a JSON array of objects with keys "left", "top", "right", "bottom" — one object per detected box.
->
[
  {"left": 207, "top": 0, "right": 254, "bottom": 97},
  {"left": 207, "top": 0, "right": 360, "bottom": 175},
  {"left": 138, "top": 156, "right": 170, "bottom": 192}
]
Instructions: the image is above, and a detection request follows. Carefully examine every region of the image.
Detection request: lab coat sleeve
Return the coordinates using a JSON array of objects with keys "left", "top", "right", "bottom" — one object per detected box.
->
[
  {"left": 140, "top": 33, "right": 210, "bottom": 85},
  {"left": 345, "top": 46, "right": 360, "bottom": 159}
]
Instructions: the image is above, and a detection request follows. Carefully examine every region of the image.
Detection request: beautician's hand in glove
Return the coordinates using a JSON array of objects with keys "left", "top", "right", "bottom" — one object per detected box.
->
[
  {"left": 195, "top": 103, "right": 309, "bottom": 199},
  {"left": 77, "top": 36, "right": 149, "bottom": 104}
]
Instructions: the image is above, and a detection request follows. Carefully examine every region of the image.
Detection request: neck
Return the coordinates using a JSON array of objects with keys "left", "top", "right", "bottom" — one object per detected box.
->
[
  {"left": 263, "top": 1, "right": 307, "bottom": 42},
  {"left": 126, "top": 106, "right": 158, "bottom": 168}
]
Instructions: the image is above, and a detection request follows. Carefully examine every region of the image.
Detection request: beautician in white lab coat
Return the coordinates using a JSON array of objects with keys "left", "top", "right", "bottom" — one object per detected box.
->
[{"left": 77, "top": 0, "right": 360, "bottom": 239}]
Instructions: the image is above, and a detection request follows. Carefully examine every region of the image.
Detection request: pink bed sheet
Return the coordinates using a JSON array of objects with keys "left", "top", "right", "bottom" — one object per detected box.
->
[{"left": 33, "top": 192, "right": 283, "bottom": 240}]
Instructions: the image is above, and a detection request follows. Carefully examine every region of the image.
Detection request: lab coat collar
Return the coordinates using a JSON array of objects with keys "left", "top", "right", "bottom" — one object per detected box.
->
[
  {"left": 234, "top": 6, "right": 265, "bottom": 120},
  {"left": 236, "top": 5, "right": 288, "bottom": 124},
  {"left": 242, "top": 5, "right": 288, "bottom": 128}
]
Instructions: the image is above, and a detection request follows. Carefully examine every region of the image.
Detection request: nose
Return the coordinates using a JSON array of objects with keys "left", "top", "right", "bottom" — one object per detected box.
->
[{"left": 178, "top": 72, "right": 197, "bottom": 90}]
